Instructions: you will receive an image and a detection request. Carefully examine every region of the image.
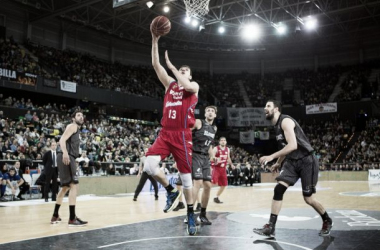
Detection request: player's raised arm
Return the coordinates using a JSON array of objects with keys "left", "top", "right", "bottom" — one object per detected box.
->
[
  {"left": 165, "top": 51, "right": 199, "bottom": 94},
  {"left": 151, "top": 33, "right": 174, "bottom": 90},
  {"left": 191, "top": 119, "right": 202, "bottom": 131}
]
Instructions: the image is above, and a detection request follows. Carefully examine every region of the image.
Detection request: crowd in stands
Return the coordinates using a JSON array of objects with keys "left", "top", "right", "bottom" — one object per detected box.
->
[
  {"left": 335, "top": 67, "right": 370, "bottom": 102},
  {"left": 301, "top": 116, "right": 355, "bottom": 166},
  {"left": 0, "top": 94, "right": 71, "bottom": 113},
  {"left": 292, "top": 67, "right": 341, "bottom": 105},
  {"left": 25, "top": 40, "right": 164, "bottom": 99},
  {"left": 343, "top": 119, "right": 380, "bottom": 166},
  {"left": 0, "top": 37, "right": 47, "bottom": 77},
  {"left": 2, "top": 36, "right": 380, "bottom": 108}
]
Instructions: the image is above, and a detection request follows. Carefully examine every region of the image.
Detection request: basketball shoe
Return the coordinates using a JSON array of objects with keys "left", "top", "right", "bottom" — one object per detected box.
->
[
  {"left": 253, "top": 223, "right": 276, "bottom": 238},
  {"left": 163, "top": 190, "right": 181, "bottom": 213}
]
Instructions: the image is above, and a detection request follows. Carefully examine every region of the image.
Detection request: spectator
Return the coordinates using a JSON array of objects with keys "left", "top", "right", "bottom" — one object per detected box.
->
[{"left": 3, "top": 167, "right": 24, "bottom": 201}]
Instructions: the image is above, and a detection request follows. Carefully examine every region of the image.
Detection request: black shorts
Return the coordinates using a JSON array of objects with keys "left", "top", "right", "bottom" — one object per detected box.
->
[
  {"left": 57, "top": 154, "right": 79, "bottom": 187},
  {"left": 192, "top": 153, "right": 211, "bottom": 182},
  {"left": 276, "top": 154, "right": 319, "bottom": 197}
]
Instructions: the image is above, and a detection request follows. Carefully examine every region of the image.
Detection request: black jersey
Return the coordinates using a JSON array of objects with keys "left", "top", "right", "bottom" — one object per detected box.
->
[
  {"left": 60, "top": 128, "right": 80, "bottom": 158},
  {"left": 192, "top": 120, "right": 217, "bottom": 154},
  {"left": 274, "top": 114, "right": 314, "bottom": 160}
]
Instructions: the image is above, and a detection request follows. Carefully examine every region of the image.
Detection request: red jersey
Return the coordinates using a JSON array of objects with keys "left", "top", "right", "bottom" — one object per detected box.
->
[
  {"left": 215, "top": 146, "right": 229, "bottom": 168},
  {"left": 161, "top": 81, "right": 198, "bottom": 130}
]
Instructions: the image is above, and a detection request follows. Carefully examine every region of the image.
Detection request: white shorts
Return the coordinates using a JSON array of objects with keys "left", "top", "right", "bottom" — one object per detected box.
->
[{"left": 5, "top": 181, "right": 20, "bottom": 196}]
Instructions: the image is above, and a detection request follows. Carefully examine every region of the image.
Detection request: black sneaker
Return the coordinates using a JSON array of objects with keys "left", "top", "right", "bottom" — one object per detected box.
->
[
  {"left": 187, "top": 213, "right": 197, "bottom": 236},
  {"left": 51, "top": 215, "right": 62, "bottom": 224},
  {"left": 253, "top": 223, "right": 276, "bottom": 238},
  {"left": 195, "top": 203, "right": 201, "bottom": 212},
  {"left": 319, "top": 219, "right": 333, "bottom": 236},
  {"left": 163, "top": 190, "right": 181, "bottom": 213},
  {"left": 173, "top": 202, "right": 185, "bottom": 211},
  {"left": 197, "top": 214, "right": 212, "bottom": 225},
  {"left": 155, "top": 195, "right": 159, "bottom": 200},
  {"left": 68, "top": 217, "right": 88, "bottom": 227},
  {"left": 133, "top": 197, "right": 137, "bottom": 201},
  {"left": 214, "top": 197, "right": 223, "bottom": 204}
]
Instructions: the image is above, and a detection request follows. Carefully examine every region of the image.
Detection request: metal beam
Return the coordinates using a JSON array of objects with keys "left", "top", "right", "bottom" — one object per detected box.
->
[{"left": 31, "top": 0, "right": 103, "bottom": 23}]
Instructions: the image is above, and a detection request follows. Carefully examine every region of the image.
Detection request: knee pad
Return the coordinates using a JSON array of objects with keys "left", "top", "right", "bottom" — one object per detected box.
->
[
  {"left": 143, "top": 156, "right": 161, "bottom": 176},
  {"left": 179, "top": 173, "right": 193, "bottom": 190},
  {"left": 273, "top": 183, "right": 287, "bottom": 201}
]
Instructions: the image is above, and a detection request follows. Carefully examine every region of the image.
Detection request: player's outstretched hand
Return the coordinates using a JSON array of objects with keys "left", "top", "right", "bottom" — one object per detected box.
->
[
  {"left": 259, "top": 155, "right": 274, "bottom": 165},
  {"left": 165, "top": 50, "right": 176, "bottom": 71},
  {"left": 151, "top": 29, "right": 160, "bottom": 42}
]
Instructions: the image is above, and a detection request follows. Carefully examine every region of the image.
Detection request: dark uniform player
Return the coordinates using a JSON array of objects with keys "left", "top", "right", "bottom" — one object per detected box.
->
[
  {"left": 179, "top": 106, "right": 217, "bottom": 224},
  {"left": 143, "top": 29, "right": 199, "bottom": 235},
  {"left": 191, "top": 106, "right": 217, "bottom": 225},
  {"left": 133, "top": 148, "right": 159, "bottom": 201},
  {"left": 253, "top": 100, "right": 333, "bottom": 238},
  {"left": 50, "top": 110, "right": 88, "bottom": 226}
]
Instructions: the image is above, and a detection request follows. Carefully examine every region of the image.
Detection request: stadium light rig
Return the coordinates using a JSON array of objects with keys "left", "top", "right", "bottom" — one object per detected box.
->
[
  {"left": 242, "top": 24, "right": 261, "bottom": 41},
  {"left": 163, "top": 5, "right": 170, "bottom": 13},
  {"left": 274, "top": 22, "right": 287, "bottom": 35},
  {"left": 304, "top": 17, "right": 318, "bottom": 30}
]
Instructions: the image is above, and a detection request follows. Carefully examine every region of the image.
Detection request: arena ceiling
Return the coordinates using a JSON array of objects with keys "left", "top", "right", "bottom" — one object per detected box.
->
[{"left": 10, "top": 0, "right": 380, "bottom": 51}]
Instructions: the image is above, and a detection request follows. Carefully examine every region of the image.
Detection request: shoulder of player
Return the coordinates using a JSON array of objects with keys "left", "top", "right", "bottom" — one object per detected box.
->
[
  {"left": 66, "top": 124, "right": 79, "bottom": 133},
  {"left": 281, "top": 117, "right": 296, "bottom": 130}
]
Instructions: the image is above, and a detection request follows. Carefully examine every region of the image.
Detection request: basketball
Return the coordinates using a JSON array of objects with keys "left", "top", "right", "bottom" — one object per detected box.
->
[{"left": 150, "top": 16, "right": 171, "bottom": 36}]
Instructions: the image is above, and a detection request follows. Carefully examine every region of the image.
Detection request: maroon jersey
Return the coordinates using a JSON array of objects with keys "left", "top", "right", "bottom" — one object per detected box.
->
[
  {"left": 215, "top": 146, "right": 229, "bottom": 168},
  {"left": 161, "top": 81, "right": 198, "bottom": 130}
]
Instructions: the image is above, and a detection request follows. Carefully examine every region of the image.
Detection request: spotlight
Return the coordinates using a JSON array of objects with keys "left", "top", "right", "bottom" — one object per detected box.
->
[
  {"left": 199, "top": 22, "right": 205, "bottom": 33},
  {"left": 276, "top": 24, "right": 287, "bottom": 35},
  {"left": 163, "top": 6, "right": 170, "bottom": 13},
  {"left": 218, "top": 26, "right": 225, "bottom": 34},
  {"left": 242, "top": 24, "right": 261, "bottom": 40},
  {"left": 146, "top": 1, "right": 154, "bottom": 8},
  {"left": 304, "top": 17, "right": 317, "bottom": 30},
  {"left": 184, "top": 16, "right": 191, "bottom": 24},
  {"left": 191, "top": 19, "right": 199, "bottom": 27}
]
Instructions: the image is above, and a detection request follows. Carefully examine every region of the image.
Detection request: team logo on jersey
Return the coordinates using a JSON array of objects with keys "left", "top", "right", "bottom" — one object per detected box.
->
[
  {"left": 276, "top": 134, "right": 285, "bottom": 141},
  {"left": 166, "top": 101, "right": 182, "bottom": 107},
  {"left": 204, "top": 130, "right": 215, "bottom": 138},
  {"left": 197, "top": 168, "right": 201, "bottom": 173},
  {"left": 169, "top": 89, "right": 184, "bottom": 100}
]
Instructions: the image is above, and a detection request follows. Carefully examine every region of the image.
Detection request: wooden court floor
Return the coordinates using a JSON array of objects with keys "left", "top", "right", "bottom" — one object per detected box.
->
[{"left": 0, "top": 181, "right": 379, "bottom": 245}]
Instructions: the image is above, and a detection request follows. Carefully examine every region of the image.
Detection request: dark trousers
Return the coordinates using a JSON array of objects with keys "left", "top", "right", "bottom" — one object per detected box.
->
[
  {"left": 134, "top": 172, "right": 159, "bottom": 198},
  {"left": 18, "top": 183, "right": 30, "bottom": 197},
  {"left": 44, "top": 167, "right": 59, "bottom": 199},
  {"left": 245, "top": 177, "right": 254, "bottom": 186}
]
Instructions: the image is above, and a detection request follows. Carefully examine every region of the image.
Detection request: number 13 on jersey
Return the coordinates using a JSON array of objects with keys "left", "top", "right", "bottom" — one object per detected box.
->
[{"left": 168, "top": 109, "right": 176, "bottom": 119}]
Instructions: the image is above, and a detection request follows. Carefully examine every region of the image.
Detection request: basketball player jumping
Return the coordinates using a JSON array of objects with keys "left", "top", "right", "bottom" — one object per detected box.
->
[
  {"left": 253, "top": 100, "right": 333, "bottom": 238},
  {"left": 144, "top": 30, "right": 198, "bottom": 235},
  {"left": 212, "top": 137, "right": 234, "bottom": 204},
  {"left": 50, "top": 110, "right": 88, "bottom": 226}
]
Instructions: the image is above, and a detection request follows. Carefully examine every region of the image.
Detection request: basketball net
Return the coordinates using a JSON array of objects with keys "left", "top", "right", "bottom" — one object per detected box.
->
[{"left": 183, "top": 0, "right": 210, "bottom": 18}]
